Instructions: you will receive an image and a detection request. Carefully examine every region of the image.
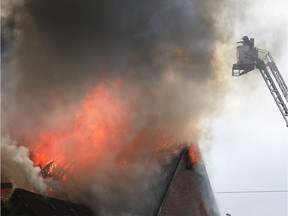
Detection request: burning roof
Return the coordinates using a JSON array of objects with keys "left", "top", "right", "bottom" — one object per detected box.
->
[
  {"left": 2, "top": 147, "right": 219, "bottom": 216},
  {"left": 157, "top": 148, "right": 219, "bottom": 216}
]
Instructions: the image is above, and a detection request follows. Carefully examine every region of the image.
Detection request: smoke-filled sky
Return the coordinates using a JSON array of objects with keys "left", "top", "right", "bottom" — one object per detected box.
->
[
  {"left": 207, "top": 0, "right": 288, "bottom": 215},
  {"left": 1, "top": 0, "right": 287, "bottom": 215},
  {"left": 1, "top": 0, "right": 231, "bottom": 141}
]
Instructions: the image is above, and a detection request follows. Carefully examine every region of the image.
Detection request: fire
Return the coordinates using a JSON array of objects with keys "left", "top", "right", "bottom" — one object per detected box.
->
[
  {"left": 40, "top": 161, "right": 75, "bottom": 181},
  {"left": 29, "top": 80, "right": 131, "bottom": 175},
  {"left": 188, "top": 144, "right": 201, "bottom": 164}
]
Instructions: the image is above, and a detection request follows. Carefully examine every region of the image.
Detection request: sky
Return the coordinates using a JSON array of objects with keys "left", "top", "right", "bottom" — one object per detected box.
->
[{"left": 205, "top": 0, "right": 288, "bottom": 215}]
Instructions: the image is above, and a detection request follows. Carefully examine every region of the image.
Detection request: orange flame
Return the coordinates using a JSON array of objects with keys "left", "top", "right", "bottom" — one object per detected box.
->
[
  {"left": 188, "top": 144, "right": 201, "bottom": 164},
  {"left": 29, "top": 80, "right": 131, "bottom": 170}
]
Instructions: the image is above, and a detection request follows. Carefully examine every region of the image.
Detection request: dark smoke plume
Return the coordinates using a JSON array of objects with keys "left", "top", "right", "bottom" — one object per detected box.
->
[{"left": 1, "top": 0, "right": 233, "bottom": 215}]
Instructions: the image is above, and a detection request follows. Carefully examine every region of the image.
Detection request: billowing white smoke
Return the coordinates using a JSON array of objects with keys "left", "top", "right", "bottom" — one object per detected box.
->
[{"left": 1, "top": 136, "right": 47, "bottom": 195}]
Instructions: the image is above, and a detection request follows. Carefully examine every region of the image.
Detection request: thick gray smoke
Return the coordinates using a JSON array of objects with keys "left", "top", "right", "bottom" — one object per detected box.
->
[{"left": 1, "top": 0, "right": 232, "bottom": 215}]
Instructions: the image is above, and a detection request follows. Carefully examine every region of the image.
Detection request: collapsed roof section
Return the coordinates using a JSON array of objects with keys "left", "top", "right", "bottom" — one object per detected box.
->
[{"left": 1, "top": 188, "right": 93, "bottom": 216}]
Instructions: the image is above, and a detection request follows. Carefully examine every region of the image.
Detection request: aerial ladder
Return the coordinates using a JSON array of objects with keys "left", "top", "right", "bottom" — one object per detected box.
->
[{"left": 232, "top": 36, "right": 288, "bottom": 127}]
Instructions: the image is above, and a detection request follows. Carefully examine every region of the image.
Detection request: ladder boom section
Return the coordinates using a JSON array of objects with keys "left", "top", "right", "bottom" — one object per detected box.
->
[
  {"left": 259, "top": 49, "right": 288, "bottom": 103},
  {"left": 232, "top": 36, "right": 288, "bottom": 126},
  {"left": 258, "top": 65, "right": 288, "bottom": 126},
  {"left": 267, "top": 61, "right": 288, "bottom": 102}
]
